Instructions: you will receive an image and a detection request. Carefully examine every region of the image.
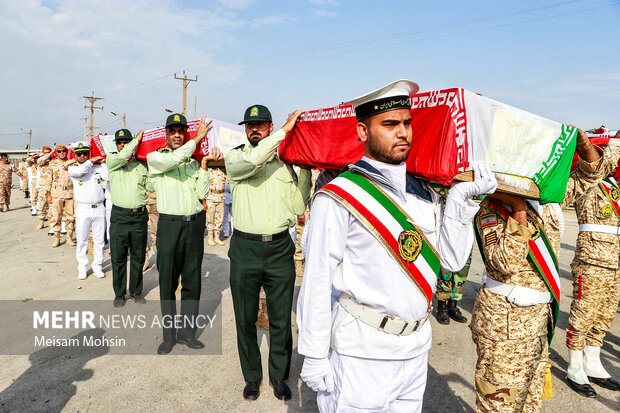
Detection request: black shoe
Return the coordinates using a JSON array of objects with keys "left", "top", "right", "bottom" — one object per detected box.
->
[
  {"left": 130, "top": 294, "right": 146, "bottom": 304},
  {"left": 176, "top": 337, "right": 205, "bottom": 349},
  {"left": 269, "top": 379, "right": 291, "bottom": 401},
  {"left": 588, "top": 376, "right": 620, "bottom": 391},
  {"left": 447, "top": 299, "right": 468, "bottom": 323},
  {"left": 157, "top": 340, "right": 175, "bottom": 355},
  {"left": 243, "top": 381, "right": 260, "bottom": 400},
  {"left": 113, "top": 295, "right": 126, "bottom": 308},
  {"left": 567, "top": 377, "right": 597, "bottom": 397},
  {"left": 435, "top": 300, "right": 450, "bottom": 325}
]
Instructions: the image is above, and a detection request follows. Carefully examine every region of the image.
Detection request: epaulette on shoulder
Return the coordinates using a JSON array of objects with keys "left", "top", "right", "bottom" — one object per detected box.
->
[
  {"left": 233, "top": 144, "right": 245, "bottom": 150},
  {"left": 157, "top": 147, "right": 170, "bottom": 153}
]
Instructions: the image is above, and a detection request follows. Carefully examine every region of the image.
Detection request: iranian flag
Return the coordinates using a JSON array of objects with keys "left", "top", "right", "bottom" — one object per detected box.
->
[{"left": 279, "top": 87, "right": 578, "bottom": 204}]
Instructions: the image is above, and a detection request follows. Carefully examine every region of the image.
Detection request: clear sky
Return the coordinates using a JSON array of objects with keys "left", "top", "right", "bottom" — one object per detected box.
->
[{"left": 1, "top": 0, "right": 619, "bottom": 148}]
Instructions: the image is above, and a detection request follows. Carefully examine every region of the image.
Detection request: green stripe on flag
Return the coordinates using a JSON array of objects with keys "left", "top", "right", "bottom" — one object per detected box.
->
[{"left": 533, "top": 124, "right": 578, "bottom": 204}]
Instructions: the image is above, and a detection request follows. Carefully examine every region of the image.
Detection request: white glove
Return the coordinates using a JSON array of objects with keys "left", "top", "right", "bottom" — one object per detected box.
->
[
  {"left": 300, "top": 356, "right": 335, "bottom": 393},
  {"left": 450, "top": 163, "right": 497, "bottom": 200}
]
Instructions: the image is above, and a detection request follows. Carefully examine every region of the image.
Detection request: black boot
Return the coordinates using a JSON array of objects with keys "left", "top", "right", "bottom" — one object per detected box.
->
[
  {"left": 436, "top": 300, "right": 450, "bottom": 325},
  {"left": 447, "top": 299, "right": 468, "bottom": 323}
]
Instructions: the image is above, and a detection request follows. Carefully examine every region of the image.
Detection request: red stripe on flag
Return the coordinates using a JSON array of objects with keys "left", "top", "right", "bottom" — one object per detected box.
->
[
  {"left": 528, "top": 240, "right": 561, "bottom": 301},
  {"left": 325, "top": 184, "right": 433, "bottom": 303}
]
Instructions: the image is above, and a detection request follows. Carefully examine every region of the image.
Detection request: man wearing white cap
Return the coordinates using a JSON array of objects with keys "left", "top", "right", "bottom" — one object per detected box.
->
[
  {"left": 68, "top": 141, "right": 108, "bottom": 280},
  {"left": 296, "top": 79, "right": 498, "bottom": 412}
]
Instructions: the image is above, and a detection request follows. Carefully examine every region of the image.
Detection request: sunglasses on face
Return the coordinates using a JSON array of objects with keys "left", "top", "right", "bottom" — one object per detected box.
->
[
  {"left": 75, "top": 152, "right": 89, "bottom": 157},
  {"left": 57, "top": 149, "right": 67, "bottom": 153}
]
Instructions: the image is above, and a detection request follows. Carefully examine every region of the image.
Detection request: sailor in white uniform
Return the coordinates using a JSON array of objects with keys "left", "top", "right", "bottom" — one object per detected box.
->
[
  {"left": 297, "top": 80, "right": 497, "bottom": 412},
  {"left": 68, "top": 141, "right": 109, "bottom": 280}
]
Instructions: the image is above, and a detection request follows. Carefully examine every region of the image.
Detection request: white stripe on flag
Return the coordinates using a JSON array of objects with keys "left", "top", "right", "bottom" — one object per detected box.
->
[{"left": 532, "top": 237, "right": 561, "bottom": 296}]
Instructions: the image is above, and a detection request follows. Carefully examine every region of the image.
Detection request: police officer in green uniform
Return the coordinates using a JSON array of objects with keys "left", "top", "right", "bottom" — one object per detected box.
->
[
  {"left": 225, "top": 105, "right": 311, "bottom": 401},
  {"left": 107, "top": 128, "right": 153, "bottom": 308},
  {"left": 147, "top": 113, "right": 222, "bottom": 355}
]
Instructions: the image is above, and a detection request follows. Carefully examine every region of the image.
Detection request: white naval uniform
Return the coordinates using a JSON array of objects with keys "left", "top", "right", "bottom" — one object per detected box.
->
[
  {"left": 103, "top": 178, "right": 111, "bottom": 240},
  {"left": 27, "top": 166, "right": 37, "bottom": 213},
  {"left": 69, "top": 161, "right": 108, "bottom": 276},
  {"left": 297, "top": 157, "right": 478, "bottom": 412}
]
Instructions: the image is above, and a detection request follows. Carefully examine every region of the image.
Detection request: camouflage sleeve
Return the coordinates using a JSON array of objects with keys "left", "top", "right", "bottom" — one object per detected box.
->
[
  {"left": 563, "top": 141, "right": 620, "bottom": 207},
  {"left": 475, "top": 203, "right": 532, "bottom": 282}
]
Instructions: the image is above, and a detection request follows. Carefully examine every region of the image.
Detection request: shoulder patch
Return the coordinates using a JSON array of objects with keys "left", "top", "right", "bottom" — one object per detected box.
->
[
  {"left": 484, "top": 231, "right": 498, "bottom": 246},
  {"left": 480, "top": 213, "right": 497, "bottom": 229}
]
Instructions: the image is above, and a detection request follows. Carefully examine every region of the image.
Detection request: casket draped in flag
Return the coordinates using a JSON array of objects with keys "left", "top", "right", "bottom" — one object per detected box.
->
[
  {"left": 136, "top": 118, "right": 247, "bottom": 161},
  {"left": 279, "top": 88, "right": 579, "bottom": 204}
]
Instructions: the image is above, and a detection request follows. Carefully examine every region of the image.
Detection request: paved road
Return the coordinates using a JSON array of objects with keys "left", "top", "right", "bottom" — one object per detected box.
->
[{"left": 0, "top": 187, "right": 618, "bottom": 412}]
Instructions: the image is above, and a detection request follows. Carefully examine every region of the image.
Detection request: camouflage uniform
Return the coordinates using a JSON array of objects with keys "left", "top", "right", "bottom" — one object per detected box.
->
[
  {"left": 567, "top": 140, "right": 620, "bottom": 351},
  {"left": 206, "top": 168, "right": 226, "bottom": 231},
  {"left": 472, "top": 153, "right": 607, "bottom": 413},
  {"left": 436, "top": 250, "right": 472, "bottom": 301},
  {"left": 28, "top": 162, "right": 38, "bottom": 210},
  {"left": 36, "top": 159, "right": 52, "bottom": 222},
  {"left": 18, "top": 159, "right": 28, "bottom": 193},
  {"left": 49, "top": 158, "right": 76, "bottom": 233},
  {"left": 0, "top": 160, "right": 17, "bottom": 208}
]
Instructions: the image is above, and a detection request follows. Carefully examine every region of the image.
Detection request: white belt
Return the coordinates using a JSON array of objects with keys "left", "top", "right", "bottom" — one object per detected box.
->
[
  {"left": 77, "top": 202, "right": 104, "bottom": 209},
  {"left": 579, "top": 224, "right": 620, "bottom": 235},
  {"left": 338, "top": 293, "right": 430, "bottom": 336},
  {"left": 485, "top": 278, "right": 551, "bottom": 306}
]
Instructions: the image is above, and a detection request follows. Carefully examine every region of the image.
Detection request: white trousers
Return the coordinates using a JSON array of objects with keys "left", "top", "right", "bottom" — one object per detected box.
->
[
  {"left": 317, "top": 350, "right": 428, "bottom": 413},
  {"left": 75, "top": 203, "right": 105, "bottom": 274}
]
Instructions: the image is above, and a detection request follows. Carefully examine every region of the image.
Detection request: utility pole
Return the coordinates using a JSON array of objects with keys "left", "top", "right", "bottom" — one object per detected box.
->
[
  {"left": 95, "top": 121, "right": 99, "bottom": 135},
  {"left": 20, "top": 128, "right": 32, "bottom": 153},
  {"left": 111, "top": 111, "right": 126, "bottom": 128},
  {"left": 81, "top": 92, "right": 104, "bottom": 138},
  {"left": 193, "top": 96, "right": 197, "bottom": 119},
  {"left": 174, "top": 71, "right": 197, "bottom": 116},
  {"left": 82, "top": 117, "right": 88, "bottom": 140}
]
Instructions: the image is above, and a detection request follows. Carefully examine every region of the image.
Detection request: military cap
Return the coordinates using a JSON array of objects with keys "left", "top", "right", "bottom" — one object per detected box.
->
[
  {"left": 165, "top": 113, "right": 188, "bottom": 128},
  {"left": 344, "top": 79, "right": 419, "bottom": 121},
  {"left": 0, "top": 153, "right": 7, "bottom": 158},
  {"left": 114, "top": 129, "right": 133, "bottom": 143},
  {"left": 239, "top": 104, "right": 272, "bottom": 125},
  {"left": 71, "top": 141, "right": 91, "bottom": 153}
]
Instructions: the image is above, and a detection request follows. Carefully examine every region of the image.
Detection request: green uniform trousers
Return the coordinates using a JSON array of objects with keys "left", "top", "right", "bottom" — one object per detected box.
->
[
  {"left": 156, "top": 211, "right": 205, "bottom": 342},
  {"left": 436, "top": 250, "right": 472, "bottom": 302},
  {"left": 110, "top": 206, "right": 148, "bottom": 297},
  {"left": 228, "top": 232, "right": 296, "bottom": 383}
]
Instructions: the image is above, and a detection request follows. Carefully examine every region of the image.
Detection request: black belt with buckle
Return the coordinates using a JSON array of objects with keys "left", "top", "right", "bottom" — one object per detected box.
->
[
  {"left": 233, "top": 228, "right": 289, "bottom": 242},
  {"left": 113, "top": 204, "right": 146, "bottom": 213},
  {"left": 159, "top": 211, "right": 204, "bottom": 222}
]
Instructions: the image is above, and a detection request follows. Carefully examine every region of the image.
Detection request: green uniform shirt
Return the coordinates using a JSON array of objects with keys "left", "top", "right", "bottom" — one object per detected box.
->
[
  {"left": 225, "top": 129, "right": 312, "bottom": 234},
  {"left": 147, "top": 140, "right": 210, "bottom": 216},
  {"left": 107, "top": 138, "right": 153, "bottom": 208}
]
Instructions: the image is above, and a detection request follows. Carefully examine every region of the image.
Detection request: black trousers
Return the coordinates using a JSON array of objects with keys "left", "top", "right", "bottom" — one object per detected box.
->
[
  {"left": 228, "top": 232, "right": 296, "bottom": 382},
  {"left": 156, "top": 211, "right": 205, "bottom": 342},
  {"left": 110, "top": 206, "right": 148, "bottom": 297}
]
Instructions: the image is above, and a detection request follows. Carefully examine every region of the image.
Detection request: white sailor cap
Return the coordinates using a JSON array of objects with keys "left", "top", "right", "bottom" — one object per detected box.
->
[
  {"left": 343, "top": 79, "right": 419, "bottom": 121},
  {"left": 71, "top": 141, "right": 91, "bottom": 153}
]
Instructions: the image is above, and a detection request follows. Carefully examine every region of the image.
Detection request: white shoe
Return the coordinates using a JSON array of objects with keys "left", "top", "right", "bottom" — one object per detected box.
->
[
  {"left": 61, "top": 221, "right": 67, "bottom": 234},
  {"left": 584, "top": 345, "right": 611, "bottom": 379},
  {"left": 94, "top": 270, "right": 105, "bottom": 278},
  {"left": 78, "top": 271, "right": 87, "bottom": 280},
  {"left": 48, "top": 226, "right": 54, "bottom": 235}
]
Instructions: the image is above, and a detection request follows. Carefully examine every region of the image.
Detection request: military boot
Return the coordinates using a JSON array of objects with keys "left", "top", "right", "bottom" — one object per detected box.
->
[
  {"left": 66, "top": 231, "right": 76, "bottom": 246},
  {"left": 447, "top": 299, "right": 468, "bottom": 323},
  {"left": 214, "top": 231, "right": 225, "bottom": 246},
  {"left": 37, "top": 219, "right": 45, "bottom": 229},
  {"left": 435, "top": 300, "right": 450, "bottom": 325},
  {"left": 207, "top": 231, "right": 216, "bottom": 246},
  {"left": 52, "top": 232, "right": 61, "bottom": 248}
]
